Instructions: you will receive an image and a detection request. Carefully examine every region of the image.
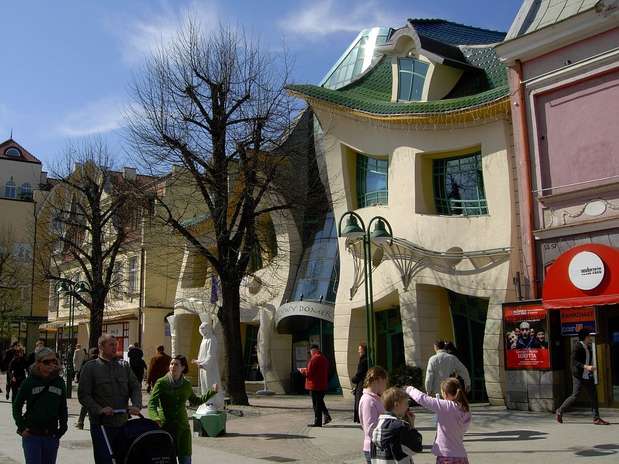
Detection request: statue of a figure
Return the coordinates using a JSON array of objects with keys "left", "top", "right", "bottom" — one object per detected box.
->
[
  {"left": 194, "top": 319, "right": 225, "bottom": 413},
  {"left": 256, "top": 307, "right": 275, "bottom": 395}
]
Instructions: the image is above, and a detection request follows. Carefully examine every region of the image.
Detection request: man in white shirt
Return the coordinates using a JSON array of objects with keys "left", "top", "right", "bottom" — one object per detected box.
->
[
  {"left": 72, "top": 344, "right": 87, "bottom": 380},
  {"left": 425, "top": 341, "right": 471, "bottom": 396}
]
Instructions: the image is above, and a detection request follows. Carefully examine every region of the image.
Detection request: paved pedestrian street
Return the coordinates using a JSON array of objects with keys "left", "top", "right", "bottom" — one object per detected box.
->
[{"left": 2, "top": 393, "right": 619, "bottom": 463}]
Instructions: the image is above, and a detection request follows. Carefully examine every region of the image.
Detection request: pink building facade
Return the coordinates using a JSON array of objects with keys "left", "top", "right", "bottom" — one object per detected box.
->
[{"left": 496, "top": 0, "right": 619, "bottom": 411}]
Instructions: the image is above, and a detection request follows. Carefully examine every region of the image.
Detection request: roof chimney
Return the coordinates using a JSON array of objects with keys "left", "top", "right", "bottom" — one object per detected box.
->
[{"left": 123, "top": 167, "right": 137, "bottom": 181}]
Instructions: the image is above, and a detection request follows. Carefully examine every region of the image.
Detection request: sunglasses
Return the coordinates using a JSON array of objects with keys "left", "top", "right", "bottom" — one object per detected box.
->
[{"left": 40, "top": 359, "right": 59, "bottom": 366}]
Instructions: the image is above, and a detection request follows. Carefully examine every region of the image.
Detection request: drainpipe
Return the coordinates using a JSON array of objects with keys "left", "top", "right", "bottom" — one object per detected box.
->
[
  {"left": 515, "top": 60, "right": 538, "bottom": 299},
  {"left": 138, "top": 246, "right": 145, "bottom": 347}
]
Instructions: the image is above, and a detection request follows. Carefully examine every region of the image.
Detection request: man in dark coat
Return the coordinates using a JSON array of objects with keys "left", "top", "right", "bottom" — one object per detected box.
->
[
  {"left": 147, "top": 345, "right": 172, "bottom": 393},
  {"left": 351, "top": 343, "right": 368, "bottom": 423},
  {"left": 556, "top": 329, "right": 609, "bottom": 425},
  {"left": 127, "top": 343, "right": 147, "bottom": 384},
  {"left": 298, "top": 344, "right": 332, "bottom": 427}
]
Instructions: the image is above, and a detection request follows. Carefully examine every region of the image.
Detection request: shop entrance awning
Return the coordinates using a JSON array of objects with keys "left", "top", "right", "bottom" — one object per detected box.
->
[
  {"left": 275, "top": 301, "right": 334, "bottom": 333},
  {"left": 542, "top": 244, "right": 619, "bottom": 309}
]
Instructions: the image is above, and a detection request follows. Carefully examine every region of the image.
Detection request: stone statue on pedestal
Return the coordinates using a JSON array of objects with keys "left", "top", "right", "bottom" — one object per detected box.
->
[{"left": 195, "top": 318, "right": 225, "bottom": 413}]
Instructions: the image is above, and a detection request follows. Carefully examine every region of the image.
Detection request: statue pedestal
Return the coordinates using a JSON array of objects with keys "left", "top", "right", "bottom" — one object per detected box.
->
[{"left": 192, "top": 411, "right": 226, "bottom": 437}]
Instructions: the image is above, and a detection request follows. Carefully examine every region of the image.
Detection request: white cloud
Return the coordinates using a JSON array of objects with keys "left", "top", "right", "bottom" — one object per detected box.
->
[
  {"left": 56, "top": 97, "right": 127, "bottom": 137},
  {"left": 116, "top": 0, "right": 219, "bottom": 65},
  {"left": 279, "top": 0, "right": 400, "bottom": 37}
]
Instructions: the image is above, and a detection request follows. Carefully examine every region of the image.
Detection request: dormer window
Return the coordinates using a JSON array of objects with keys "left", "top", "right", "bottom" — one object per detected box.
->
[
  {"left": 4, "top": 147, "right": 21, "bottom": 157},
  {"left": 397, "top": 58, "right": 429, "bottom": 101}
]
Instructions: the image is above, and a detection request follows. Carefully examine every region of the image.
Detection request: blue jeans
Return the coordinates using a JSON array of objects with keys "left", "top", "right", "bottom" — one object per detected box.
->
[
  {"left": 22, "top": 435, "right": 59, "bottom": 464},
  {"left": 90, "top": 424, "right": 122, "bottom": 464},
  {"left": 178, "top": 456, "right": 191, "bottom": 464}
]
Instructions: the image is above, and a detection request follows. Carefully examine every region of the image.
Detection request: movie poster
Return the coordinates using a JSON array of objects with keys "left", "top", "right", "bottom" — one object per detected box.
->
[{"left": 503, "top": 304, "right": 550, "bottom": 370}]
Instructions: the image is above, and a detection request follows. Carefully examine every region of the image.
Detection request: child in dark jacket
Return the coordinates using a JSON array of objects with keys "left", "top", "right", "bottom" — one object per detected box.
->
[
  {"left": 12, "top": 348, "right": 67, "bottom": 464},
  {"left": 371, "top": 387, "right": 422, "bottom": 464}
]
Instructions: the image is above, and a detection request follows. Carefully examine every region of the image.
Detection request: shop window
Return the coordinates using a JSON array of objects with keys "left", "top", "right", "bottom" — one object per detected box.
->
[
  {"left": 4, "top": 178, "right": 16, "bottom": 198},
  {"left": 432, "top": 152, "right": 487, "bottom": 216},
  {"left": 357, "top": 154, "right": 388, "bottom": 208},
  {"left": 375, "top": 308, "right": 405, "bottom": 373},
  {"left": 397, "top": 58, "right": 429, "bottom": 101},
  {"left": 243, "top": 324, "right": 263, "bottom": 381}
]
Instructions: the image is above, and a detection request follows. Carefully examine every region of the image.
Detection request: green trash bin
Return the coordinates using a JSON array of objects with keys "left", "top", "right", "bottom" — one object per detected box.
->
[{"left": 192, "top": 411, "right": 226, "bottom": 437}]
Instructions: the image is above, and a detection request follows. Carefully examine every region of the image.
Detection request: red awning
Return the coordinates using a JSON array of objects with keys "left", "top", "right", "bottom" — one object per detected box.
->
[{"left": 543, "top": 244, "right": 619, "bottom": 309}]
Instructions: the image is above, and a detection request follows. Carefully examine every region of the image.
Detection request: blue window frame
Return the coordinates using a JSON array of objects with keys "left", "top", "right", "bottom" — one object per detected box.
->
[
  {"left": 432, "top": 152, "right": 488, "bottom": 216},
  {"left": 397, "top": 58, "right": 429, "bottom": 101},
  {"left": 357, "top": 154, "right": 388, "bottom": 208}
]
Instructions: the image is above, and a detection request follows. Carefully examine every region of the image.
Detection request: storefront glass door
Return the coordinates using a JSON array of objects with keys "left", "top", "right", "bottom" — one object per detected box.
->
[
  {"left": 375, "top": 307, "right": 405, "bottom": 373},
  {"left": 607, "top": 314, "right": 619, "bottom": 405}
]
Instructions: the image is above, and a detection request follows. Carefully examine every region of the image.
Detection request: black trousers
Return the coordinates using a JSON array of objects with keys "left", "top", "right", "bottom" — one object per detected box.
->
[
  {"left": 310, "top": 390, "right": 330, "bottom": 425},
  {"left": 558, "top": 376, "right": 600, "bottom": 419}
]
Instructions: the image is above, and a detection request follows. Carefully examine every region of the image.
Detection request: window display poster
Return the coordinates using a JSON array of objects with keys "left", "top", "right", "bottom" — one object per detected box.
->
[
  {"left": 560, "top": 307, "right": 596, "bottom": 336},
  {"left": 503, "top": 304, "right": 550, "bottom": 369}
]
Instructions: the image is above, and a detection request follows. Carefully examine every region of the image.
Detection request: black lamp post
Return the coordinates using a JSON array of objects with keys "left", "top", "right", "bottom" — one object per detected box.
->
[
  {"left": 57, "top": 280, "right": 89, "bottom": 398},
  {"left": 338, "top": 212, "right": 393, "bottom": 368}
]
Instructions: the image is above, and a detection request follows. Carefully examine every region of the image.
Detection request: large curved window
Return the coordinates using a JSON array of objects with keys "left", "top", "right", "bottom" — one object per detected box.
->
[
  {"left": 357, "top": 154, "right": 388, "bottom": 208},
  {"left": 433, "top": 152, "right": 488, "bottom": 216},
  {"left": 290, "top": 212, "right": 339, "bottom": 303},
  {"left": 4, "top": 178, "right": 16, "bottom": 198},
  {"left": 397, "top": 58, "right": 429, "bottom": 101}
]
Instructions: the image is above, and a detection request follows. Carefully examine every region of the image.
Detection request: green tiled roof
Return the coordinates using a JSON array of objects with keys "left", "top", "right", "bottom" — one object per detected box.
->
[
  {"left": 288, "top": 42, "right": 509, "bottom": 116},
  {"left": 408, "top": 19, "right": 506, "bottom": 45}
]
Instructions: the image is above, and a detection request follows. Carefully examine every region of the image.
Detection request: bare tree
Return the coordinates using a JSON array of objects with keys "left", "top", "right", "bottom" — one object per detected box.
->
[
  {"left": 37, "top": 140, "right": 142, "bottom": 349},
  {"left": 126, "top": 22, "right": 305, "bottom": 404},
  {"left": 0, "top": 227, "right": 29, "bottom": 335}
]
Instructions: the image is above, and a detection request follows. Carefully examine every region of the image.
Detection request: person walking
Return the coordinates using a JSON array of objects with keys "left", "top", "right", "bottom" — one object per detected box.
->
[
  {"left": 147, "top": 345, "right": 172, "bottom": 393},
  {"left": 8, "top": 346, "right": 29, "bottom": 402},
  {"left": 406, "top": 378, "right": 471, "bottom": 464},
  {"left": 148, "top": 355, "right": 217, "bottom": 464},
  {"left": 298, "top": 344, "right": 331, "bottom": 427},
  {"left": 351, "top": 343, "right": 368, "bottom": 424},
  {"left": 12, "top": 348, "right": 68, "bottom": 464},
  {"left": 425, "top": 341, "right": 471, "bottom": 397},
  {"left": 26, "top": 339, "right": 46, "bottom": 368},
  {"left": 128, "top": 343, "right": 147, "bottom": 385},
  {"left": 3, "top": 341, "right": 20, "bottom": 399},
  {"left": 72, "top": 344, "right": 87, "bottom": 381},
  {"left": 556, "top": 329, "right": 609, "bottom": 425},
  {"left": 78, "top": 334, "right": 142, "bottom": 464},
  {"left": 74, "top": 347, "right": 99, "bottom": 430},
  {"left": 358, "top": 366, "right": 387, "bottom": 464}
]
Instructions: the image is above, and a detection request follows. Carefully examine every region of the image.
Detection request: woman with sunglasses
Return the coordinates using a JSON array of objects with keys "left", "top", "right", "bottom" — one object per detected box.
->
[
  {"left": 12, "top": 347, "right": 68, "bottom": 464},
  {"left": 148, "top": 355, "right": 217, "bottom": 464}
]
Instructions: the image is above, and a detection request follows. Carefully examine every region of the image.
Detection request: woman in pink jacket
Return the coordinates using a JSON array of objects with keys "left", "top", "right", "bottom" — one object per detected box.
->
[{"left": 358, "top": 366, "right": 388, "bottom": 464}]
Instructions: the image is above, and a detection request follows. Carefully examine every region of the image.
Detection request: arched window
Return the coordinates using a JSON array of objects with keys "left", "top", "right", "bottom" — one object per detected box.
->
[
  {"left": 4, "top": 178, "right": 16, "bottom": 198},
  {"left": 4, "top": 147, "right": 21, "bottom": 157},
  {"left": 19, "top": 183, "right": 32, "bottom": 200}
]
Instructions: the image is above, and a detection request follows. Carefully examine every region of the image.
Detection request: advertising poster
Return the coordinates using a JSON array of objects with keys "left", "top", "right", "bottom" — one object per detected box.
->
[
  {"left": 560, "top": 307, "right": 596, "bottom": 336},
  {"left": 503, "top": 304, "right": 550, "bottom": 370}
]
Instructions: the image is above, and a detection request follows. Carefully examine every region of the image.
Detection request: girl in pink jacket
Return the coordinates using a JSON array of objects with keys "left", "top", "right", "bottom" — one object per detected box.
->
[
  {"left": 406, "top": 378, "right": 471, "bottom": 464},
  {"left": 358, "top": 366, "right": 388, "bottom": 464}
]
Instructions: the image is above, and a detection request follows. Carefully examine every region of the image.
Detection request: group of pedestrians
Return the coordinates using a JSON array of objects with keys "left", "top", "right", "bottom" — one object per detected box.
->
[
  {"left": 1, "top": 339, "right": 47, "bottom": 402},
  {"left": 10, "top": 333, "right": 215, "bottom": 464}
]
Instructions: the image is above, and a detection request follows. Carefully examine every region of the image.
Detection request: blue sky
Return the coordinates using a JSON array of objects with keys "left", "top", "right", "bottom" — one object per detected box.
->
[{"left": 1, "top": 0, "right": 522, "bottom": 172}]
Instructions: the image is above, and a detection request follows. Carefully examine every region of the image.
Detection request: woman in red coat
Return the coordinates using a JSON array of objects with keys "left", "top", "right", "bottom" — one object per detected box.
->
[{"left": 298, "top": 344, "right": 331, "bottom": 427}]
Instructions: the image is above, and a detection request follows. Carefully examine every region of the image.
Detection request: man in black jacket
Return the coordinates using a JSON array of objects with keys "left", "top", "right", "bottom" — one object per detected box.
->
[
  {"left": 556, "top": 329, "right": 609, "bottom": 425},
  {"left": 351, "top": 343, "right": 368, "bottom": 423}
]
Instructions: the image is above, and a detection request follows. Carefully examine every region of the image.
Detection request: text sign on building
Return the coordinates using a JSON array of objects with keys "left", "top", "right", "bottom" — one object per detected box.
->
[
  {"left": 560, "top": 307, "right": 596, "bottom": 336},
  {"left": 275, "top": 301, "right": 334, "bottom": 325},
  {"left": 568, "top": 251, "right": 605, "bottom": 291},
  {"left": 503, "top": 304, "right": 550, "bottom": 370}
]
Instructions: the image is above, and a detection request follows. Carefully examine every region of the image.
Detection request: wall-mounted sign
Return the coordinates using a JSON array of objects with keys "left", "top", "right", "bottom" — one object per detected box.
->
[
  {"left": 560, "top": 307, "right": 596, "bottom": 336},
  {"left": 503, "top": 304, "right": 550, "bottom": 370},
  {"left": 275, "top": 301, "right": 334, "bottom": 325},
  {"left": 568, "top": 251, "right": 605, "bottom": 291}
]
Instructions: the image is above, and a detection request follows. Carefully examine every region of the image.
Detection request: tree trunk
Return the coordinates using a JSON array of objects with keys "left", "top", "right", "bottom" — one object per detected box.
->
[
  {"left": 219, "top": 282, "right": 249, "bottom": 405},
  {"left": 88, "top": 299, "right": 105, "bottom": 349}
]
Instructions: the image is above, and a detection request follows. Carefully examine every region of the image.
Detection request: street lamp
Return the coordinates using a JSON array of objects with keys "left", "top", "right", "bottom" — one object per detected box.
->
[
  {"left": 56, "top": 280, "right": 89, "bottom": 398},
  {"left": 338, "top": 212, "right": 393, "bottom": 368}
]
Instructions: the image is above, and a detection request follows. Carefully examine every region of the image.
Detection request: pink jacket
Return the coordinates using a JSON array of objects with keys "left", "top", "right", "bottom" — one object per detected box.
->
[
  {"left": 406, "top": 386, "right": 471, "bottom": 458},
  {"left": 358, "top": 389, "right": 385, "bottom": 452}
]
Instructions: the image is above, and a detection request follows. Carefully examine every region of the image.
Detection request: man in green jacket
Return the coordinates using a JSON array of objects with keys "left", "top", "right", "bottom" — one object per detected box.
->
[
  {"left": 78, "top": 334, "right": 142, "bottom": 464},
  {"left": 13, "top": 347, "right": 67, "bottom": 464}
]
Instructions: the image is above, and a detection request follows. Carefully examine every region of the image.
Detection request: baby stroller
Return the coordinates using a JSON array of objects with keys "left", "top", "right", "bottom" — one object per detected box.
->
[{"left": 102, "top": 412, "right": 176, "bottom": 464}]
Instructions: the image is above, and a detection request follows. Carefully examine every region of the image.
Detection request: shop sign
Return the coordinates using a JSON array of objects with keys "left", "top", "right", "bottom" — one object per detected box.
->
[
  {"left": 275, "top": 301, "right": 334, "bottom": 325},
  {"left": 560, "top": 307, "right": 596, "bottom": 336},
  {"left": 568, "top": 251, "right": 605, "bottom": 291},
  {"left": 503, "top": 304, "right": 550, "bottom": 370}
]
